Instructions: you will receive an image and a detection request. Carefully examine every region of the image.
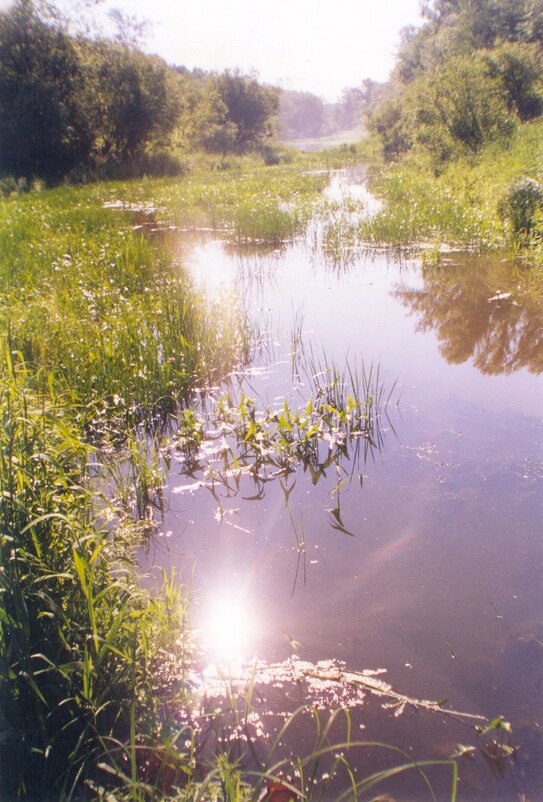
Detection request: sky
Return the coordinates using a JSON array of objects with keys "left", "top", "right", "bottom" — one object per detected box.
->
[{"left": 1, "top": 0, "right": 425, "bottom": 100}]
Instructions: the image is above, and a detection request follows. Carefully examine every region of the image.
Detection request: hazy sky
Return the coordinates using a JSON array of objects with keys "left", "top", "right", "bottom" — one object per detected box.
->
[{"left": 2, "top": 0, "right": 425, "bottom": 100}]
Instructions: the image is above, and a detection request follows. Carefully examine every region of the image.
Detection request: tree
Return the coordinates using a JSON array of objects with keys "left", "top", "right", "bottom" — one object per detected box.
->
[
  {"left": 279, "top": 90, "right": 326, "bottom": 139},
  {"left": 213, "top": 71, "right": 279, "bottom": 152},
  {"left": 0, "top": 0, "right": 91, "bottom": 180},
  {"left": 367, "top": 96, "right": 413, "bottom": 159},
  {"left": 83, "top": 42, "right": 181, "bottom": 161},
  {"left": 370, "top": 0, "right": 542, "bottom": 163},
  {"left": 483, "top": 41, "right": 543, "bottom": 119}
]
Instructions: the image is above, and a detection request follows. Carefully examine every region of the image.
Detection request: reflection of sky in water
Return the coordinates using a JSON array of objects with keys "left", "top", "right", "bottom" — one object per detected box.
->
[
  {"left": 322, "top": 167, "right": 383, "bottom": 216},
  {"left": 151, "top": 177, "right": 543, "bottom": 800}
]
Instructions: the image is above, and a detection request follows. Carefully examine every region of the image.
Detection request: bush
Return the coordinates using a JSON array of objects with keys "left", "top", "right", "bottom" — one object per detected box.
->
[
  {"left": 498, "top": 175, "right": 543, "bottom": 236},
  {"left": 260, "top": 144, "right": 293, "bottom": 166},
  {"left": 411, "top": 56, "right": 516, "bottom": 163},
  {"left": 366, "top": 96, "right": 413, "bottom": 160}
]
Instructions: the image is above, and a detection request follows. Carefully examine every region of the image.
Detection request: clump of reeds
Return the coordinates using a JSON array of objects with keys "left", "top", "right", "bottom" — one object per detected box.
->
[{"left": 0, "top": 355, "right": 192, "bottom": 799}]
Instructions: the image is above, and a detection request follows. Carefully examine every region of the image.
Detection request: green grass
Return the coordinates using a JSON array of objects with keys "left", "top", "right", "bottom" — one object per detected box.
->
[
  {"left": 0, "top": 358, "right": 192, "bottom": 800},
  {"left": 0, "top": 185, "right": 252, "bottom": 424},
  {"left": 360, "top": 118, "right": 543, "bottom": 253},
  {"left": 0, "top": 150, "right": 500, "bottom": 800},
  {"left": 76, "top": 156, "right": 331, "bottom": 243}
]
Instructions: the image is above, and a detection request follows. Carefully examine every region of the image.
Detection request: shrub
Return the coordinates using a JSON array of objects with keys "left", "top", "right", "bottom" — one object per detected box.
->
[
  {"left": 498, "top": 175, "right": 543, "bottom": 235},
  {"left": 411, "top": 56, "right": 516, "bottom": 163},
  {"left": 260, "top": 144, "right": 293, "bottom": 166}
]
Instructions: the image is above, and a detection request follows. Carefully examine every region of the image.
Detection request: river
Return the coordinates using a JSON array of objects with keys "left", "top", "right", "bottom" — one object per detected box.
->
[{"left": 144, "top": 168, "right": 543, "bottom": 801}]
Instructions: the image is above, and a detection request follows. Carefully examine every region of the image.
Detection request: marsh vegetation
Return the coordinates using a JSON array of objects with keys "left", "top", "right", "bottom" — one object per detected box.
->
[
  {"left": 2, "top": 152, "right": 542, "bottom": 801},
  {"left": 2, "top": 1, "right": 543, "bottom": 800}
]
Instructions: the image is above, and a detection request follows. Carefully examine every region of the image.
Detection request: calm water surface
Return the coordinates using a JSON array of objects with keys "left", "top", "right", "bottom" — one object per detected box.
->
[{"left": 147, "top": 171, "right": 543, "bottom": 801}]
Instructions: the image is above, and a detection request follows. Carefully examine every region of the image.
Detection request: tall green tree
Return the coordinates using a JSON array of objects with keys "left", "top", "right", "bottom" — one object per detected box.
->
[
  {"left": 213, "top": 71, "right": 279, "bottom": 152},
  {"left": 370, "top": 0, "right": 543, "bottom": 163},
  {"left": 0, "top": 0, "right": 91, "bottom": 180},
  {"left": 83, "top": 42, "right": 181, "bottom": 162}
]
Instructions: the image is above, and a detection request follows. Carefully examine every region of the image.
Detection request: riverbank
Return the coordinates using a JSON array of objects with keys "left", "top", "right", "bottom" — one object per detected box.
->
[
  {"left": 1, "top": 152, "right": 539, "bottom": 801},
  {"left": 358, "top": 118, "right": 543, "bottom": 258}
]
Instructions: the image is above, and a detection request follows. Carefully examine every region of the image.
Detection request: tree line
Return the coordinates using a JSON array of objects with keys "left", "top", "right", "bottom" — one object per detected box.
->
[
  {"left": 278, "top": 81, "right": 385, "bottom": 141},
  {"left": 0, "top": 0, "right": 279, "bottom": 183},
  {"left": 367, "top": 0, "right": 543, "bottom": 164}
]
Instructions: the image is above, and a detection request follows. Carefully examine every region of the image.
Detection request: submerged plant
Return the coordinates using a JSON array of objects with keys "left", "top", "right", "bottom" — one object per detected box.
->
[{"left": 170, "top": 348, "right": 392, "bottom": 512}]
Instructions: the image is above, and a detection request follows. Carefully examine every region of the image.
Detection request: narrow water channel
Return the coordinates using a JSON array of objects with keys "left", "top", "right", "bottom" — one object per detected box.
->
[{"left": 147, "top": 170, "right": 543, "bottom": 801}]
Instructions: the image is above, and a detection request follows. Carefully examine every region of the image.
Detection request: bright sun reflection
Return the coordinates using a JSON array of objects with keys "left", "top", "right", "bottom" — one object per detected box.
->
[{"left": 203, "top": 593, "right": 256, "bottom": 664}]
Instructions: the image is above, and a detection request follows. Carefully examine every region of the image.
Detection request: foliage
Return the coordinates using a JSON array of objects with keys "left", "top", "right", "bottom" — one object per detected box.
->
[
  {"left": 0, "top": 0, "right": 183, "bottom": 182},
  {"left": 368, "top": 0, "right": 543, "bottom": 165},
  {"left": 211, "top": 71, "right": 279, "bottom": 153},
  {"left": 366, "top": 95, "right": 413, "bottom": 160},
  {"left": 0, "top": 3, "right": 283, "bottom": 182},
  {"left": 409, "top": 55, "right": 516, "bottom": 162},
  {"left": 483, "top": 40, "right": 543, "bottom": 119},
  {"left": 0, "top": 0, "right": 92, "bottom": 181},
  {"left": 498, "top": 175, "right": 543, "bottom": 236},
  {"left": 81, "top": 41, "right": 182, "bottom": 164}
]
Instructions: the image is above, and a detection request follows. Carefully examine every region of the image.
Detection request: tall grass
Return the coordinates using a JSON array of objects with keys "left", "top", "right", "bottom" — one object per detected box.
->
[
  {"left": 0, "top": 190, "right": 251, "bottom": 424},
  {"left": 359, "top": 118, "right": 543, "bottom": 254},
  {"left": 72, "top": 157, "right": 331, "bottom": 244},
  {"left": 0, "top": 357, "right": 191, "bottom": 799}
]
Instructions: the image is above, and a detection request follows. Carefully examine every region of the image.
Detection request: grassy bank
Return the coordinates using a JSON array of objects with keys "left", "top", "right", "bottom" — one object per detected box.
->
[
  {"left": 0, "top": 154, "right": 362, "bottom": 800},
  {"left": 359, "top": 119, "right": 543, "bottom": 255},
  {"left": 0, "top": 155, "right": 338, "bottom": 418},
  {"left": 0, "top": 359, "right": 192, "bottom": 800},
  {"left": 1, "top": 151, "right": 496, "bottom": 801}
]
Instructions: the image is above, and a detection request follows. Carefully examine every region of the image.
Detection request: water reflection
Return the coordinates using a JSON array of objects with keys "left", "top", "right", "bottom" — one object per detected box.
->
[
  {"left": 202, "top": 590, "right": 258, "bottom": 663},
  {"left": 140, "top": 172, "right": 543, "bottom": 800},
  {"left": 394, "top": 253, "right": 543, "bottom": 375}
]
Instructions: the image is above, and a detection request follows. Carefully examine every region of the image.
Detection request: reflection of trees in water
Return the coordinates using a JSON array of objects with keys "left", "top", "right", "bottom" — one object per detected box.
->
[{"left": 394, "top": 254, "right": 543, "bottom": 375}]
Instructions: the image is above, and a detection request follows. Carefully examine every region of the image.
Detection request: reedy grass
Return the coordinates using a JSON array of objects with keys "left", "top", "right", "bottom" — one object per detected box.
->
[
  {"left": 66, "top": 157, "right": 332, "bottom": 244},
  {"left": 131, "top": 704, "right": 461, "bottom": 802},
  {"left": 0, "top": 191, "right": 251, "bottom": 424},
  {"left": 0, "top": 357, "right": 192, "bottom": 799},
  {"left": 359, "top": 119, "right": 543, "bottom": 254}
]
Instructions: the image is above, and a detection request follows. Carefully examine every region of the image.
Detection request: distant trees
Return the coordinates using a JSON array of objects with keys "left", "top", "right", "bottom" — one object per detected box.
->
[
  {"left": 0, "top": 2, "right": 282, "bottom": 181},
  {"left": 279, "top": 90, "right": 327, "bottom": 139},
  {"left": 368, "top": 0, "right": 543, "bottom": 164},
  {"left": 212, "top": 71, "right": 278, "bottom": 152},
  {"left": 278, "top": 83, "right": 383, "bottom": 142}
]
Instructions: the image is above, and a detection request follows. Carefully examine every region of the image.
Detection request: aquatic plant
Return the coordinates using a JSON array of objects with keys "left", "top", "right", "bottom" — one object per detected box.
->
[{"left": 170, "top": 348, "right": 392, "bottom": 512}]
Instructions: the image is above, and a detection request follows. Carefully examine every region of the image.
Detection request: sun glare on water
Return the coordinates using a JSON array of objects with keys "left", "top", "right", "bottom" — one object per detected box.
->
[{"left": 203, "top": 593, "right": 257, "bottom": 664}]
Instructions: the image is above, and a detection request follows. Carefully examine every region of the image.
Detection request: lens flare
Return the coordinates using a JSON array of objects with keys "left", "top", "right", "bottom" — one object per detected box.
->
[{"left": 203, "top": 593, "right": 256, "bottom": 663}]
